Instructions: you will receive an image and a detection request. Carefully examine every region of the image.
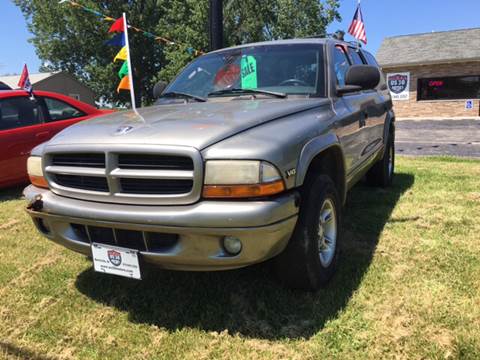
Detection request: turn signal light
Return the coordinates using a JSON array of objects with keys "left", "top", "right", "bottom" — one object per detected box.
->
[
  {"left": 29, "top": 175, "right": 49, "bottom": 189},
  {"left": 203, "top": 180, "right": 285, "bottom": 199}
]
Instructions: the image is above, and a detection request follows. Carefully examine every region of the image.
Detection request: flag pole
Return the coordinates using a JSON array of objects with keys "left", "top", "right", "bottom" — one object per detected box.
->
[
  {"left": 356, "top": 0, "right": 361, "bottom": 51},
  {"left": 122, "top": 12, "right": 137, "bottom": 113}
]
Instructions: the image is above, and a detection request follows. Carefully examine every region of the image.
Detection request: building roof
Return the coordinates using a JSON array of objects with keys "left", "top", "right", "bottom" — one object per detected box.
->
[
  {"left": 0, "top": 72, "right": 57, "bottom": 89},
  {"left": 377, "top": 28, "right": 480, "bottom": 67}
]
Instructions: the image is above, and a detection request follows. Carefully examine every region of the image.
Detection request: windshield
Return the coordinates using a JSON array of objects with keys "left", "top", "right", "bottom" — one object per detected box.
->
[{"left": 162, "top": 44, "right": 325, "bottom": 99}]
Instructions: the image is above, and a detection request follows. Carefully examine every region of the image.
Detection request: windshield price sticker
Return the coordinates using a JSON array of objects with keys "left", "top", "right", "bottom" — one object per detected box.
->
[{"left": 241, "top": 55, "right": 258, "bottom": 89}]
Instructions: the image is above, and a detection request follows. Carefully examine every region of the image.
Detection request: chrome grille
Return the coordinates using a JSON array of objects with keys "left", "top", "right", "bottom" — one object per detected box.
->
[{"left": 43, "top": 145, "right": 203, "bottom": 205}]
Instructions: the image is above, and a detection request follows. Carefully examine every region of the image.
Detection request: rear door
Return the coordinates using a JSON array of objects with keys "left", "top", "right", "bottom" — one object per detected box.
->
[
  {"left": 0, "top": 96, "right": 45, "bottom": 186},
  {"left": 38, "top": 96, "right": 91, "bottom": 138}
]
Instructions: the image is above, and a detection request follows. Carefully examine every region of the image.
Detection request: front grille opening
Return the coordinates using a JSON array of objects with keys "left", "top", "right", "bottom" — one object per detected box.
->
[
  {"left": 118, "top": 154, "right": 193, "bottom": 171},
  {"left": 51, "top": 153, "right": 105, "bottom": 168},
  {"left": 146, "top": 232, "right": 178, "bottom": 252},
  {"left": 67, "top": 223, "right": 178, "bottom": 253},
  {"left": 87, "top": 226, "right": 115, "bottom": 246},
  {"left": 120, "top": 178, "right": 193, "bottom": 195},
  {"left": 55, "top": 174, "right": 109, "bottom": 192},
  {"left": 115, "top": 229, "right": 146, "bottom": 251},
  {"left": 71, "top": 223, "right": 89, "bottom": 243}
]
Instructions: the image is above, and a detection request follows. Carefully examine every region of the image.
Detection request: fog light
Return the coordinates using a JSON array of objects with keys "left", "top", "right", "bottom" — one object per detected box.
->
[{"left": 223, "top": 236, "right": 242, "bottom": 255}]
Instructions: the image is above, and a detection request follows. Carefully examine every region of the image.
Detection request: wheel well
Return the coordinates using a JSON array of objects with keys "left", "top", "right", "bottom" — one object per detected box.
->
[{"left": 303, "top": 146, "right": 346, "bottom": 204}]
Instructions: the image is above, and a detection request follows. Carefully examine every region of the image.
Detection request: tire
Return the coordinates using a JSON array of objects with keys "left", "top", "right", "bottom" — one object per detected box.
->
[
  {"left": 366, "top": 126, "right": 395, "bottom": 187},
  {"left": 274, "top": 174, "right": 341, "bottom": 291}
]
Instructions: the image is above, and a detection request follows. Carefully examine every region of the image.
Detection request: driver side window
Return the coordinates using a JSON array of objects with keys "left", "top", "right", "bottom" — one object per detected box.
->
[{"left": 333, "top": 46, "right": 351, "bottom": 87}]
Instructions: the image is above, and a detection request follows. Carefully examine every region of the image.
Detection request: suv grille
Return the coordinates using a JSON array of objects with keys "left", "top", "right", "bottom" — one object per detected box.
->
[
  {"left": 44, "top": 146, "right": 202, "bottom": 205},
  {"left": 118, "top": 154, "right": 193, "bottom": 170},
  {"left": 55, "top": 174, "right": 109, "bottom": 192},
  {"left": 51, "top": 153, "right": 105, "bottom": 168},
  {"left": 120, "top": 178, "right": 193, "bottom": 195}
]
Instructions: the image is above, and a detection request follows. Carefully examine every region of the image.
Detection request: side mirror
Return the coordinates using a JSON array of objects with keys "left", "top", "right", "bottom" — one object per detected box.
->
[
  {"left": 153, "top": 81, "right": 168, "bottom": 99},
  {"left": 345, "top": 65, "right": 380, "bottom": 90}
]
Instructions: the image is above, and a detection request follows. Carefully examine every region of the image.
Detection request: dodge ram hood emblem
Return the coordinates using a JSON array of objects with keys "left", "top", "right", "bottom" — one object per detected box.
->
[{"left": 115, "top": 125, "right": 134, "bottom": 135}]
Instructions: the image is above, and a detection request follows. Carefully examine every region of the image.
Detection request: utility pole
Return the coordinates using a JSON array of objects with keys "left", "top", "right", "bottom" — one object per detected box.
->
[{"left": 208, "top": 0, "right": 223, "bottom": 51}]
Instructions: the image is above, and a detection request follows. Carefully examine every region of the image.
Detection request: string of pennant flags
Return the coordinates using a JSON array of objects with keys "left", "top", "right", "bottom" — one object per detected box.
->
[{"left": 58, "top": 0, "right": 205, "bottom": 57}]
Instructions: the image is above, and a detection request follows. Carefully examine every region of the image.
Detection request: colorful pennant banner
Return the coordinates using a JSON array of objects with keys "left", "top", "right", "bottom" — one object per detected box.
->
[{"left": 59, "top": 0, "right": 205, "bottom": 56}]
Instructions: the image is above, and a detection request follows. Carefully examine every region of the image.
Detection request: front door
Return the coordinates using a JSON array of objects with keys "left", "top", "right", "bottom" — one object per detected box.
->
[{"left": 0, "top": 96, "right": 45, "bottom": 186}]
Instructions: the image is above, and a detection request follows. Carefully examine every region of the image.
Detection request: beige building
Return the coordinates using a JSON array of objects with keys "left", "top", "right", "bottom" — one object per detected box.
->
[
  {"left": 377, "top": 28, "right": 480, "bottom": 118},
  {"left": 0, "top": 71, "right": 96, "bottom": 106}
]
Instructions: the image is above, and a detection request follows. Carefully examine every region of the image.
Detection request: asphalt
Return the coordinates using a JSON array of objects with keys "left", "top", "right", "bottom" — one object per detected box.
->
[{"left": 395, "top": 119, "right": 480, "bottom": 157}]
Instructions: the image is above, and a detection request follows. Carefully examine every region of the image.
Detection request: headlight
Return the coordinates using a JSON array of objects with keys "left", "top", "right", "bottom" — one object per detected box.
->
[
  {"left": 27, "top": 156, "right": 49, "bottom": 189},
  {"left": 203, "top": 160, "right": 285, "bottom": 199}
]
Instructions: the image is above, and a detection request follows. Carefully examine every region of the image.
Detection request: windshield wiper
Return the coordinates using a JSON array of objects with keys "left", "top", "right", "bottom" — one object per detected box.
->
[
  {"left": 160, "top": 91, "right": 207, "bottom": 102},
  {"left": 208, "top": 88, "right": 287, "bottom": 99}
]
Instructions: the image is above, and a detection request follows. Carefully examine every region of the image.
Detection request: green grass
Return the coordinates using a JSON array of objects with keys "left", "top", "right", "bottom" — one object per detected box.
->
[{"left": 0, "top": 156, "right": 479, "bottom": 359}]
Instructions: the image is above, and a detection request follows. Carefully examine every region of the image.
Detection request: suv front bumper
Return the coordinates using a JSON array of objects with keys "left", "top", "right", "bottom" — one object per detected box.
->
[{"left": 24, "top": 185, "right": 299, "bottom": 271}]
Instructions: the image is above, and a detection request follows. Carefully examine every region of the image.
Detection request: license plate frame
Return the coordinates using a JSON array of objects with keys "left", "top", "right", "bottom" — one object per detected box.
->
[{"left": 91, "top": 243, "right": 141, "bottom": 280}]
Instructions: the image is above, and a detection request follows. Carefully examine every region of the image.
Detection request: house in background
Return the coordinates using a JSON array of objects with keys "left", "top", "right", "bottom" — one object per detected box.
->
[
  {"left": 0, "top": 72, "right": 96, "bottom": 106},
  {"left": 377, "top": 28, "right": 480, "bottom": 118}
]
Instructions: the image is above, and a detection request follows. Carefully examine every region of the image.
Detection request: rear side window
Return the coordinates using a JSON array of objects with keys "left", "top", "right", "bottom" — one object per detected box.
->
[
  {"left": 43, "top": 97, "right": 86, "bottom": 122},
  {"left": 333, "top": 46, "right": 351, "bottom": 87},
  {"left": 348, "top": 48, "right": 366, "bottom": 65},
  {"left": 0, "top": 97, "right": 43, "bottom": 131}
]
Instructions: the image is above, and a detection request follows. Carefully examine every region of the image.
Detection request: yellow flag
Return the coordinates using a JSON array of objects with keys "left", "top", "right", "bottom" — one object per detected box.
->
[
  {"left": 114, "top": 46, "right": 128, "bottom": 62},
  {"left": 117, "top": 76, "right": 130, "bottom": 93}
]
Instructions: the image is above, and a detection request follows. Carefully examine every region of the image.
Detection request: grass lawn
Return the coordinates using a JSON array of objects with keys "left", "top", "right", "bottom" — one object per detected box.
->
[{"left": 0, "top": 156, "right": 479, "bottom": 359}]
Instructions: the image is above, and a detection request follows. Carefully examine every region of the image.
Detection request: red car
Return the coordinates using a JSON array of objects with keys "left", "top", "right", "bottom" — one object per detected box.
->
[{"left": 0, "top": 90, "right": 110, "bottom": 188}]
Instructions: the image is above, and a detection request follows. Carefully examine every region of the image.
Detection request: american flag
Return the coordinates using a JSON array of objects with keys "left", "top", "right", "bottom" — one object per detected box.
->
[{"left": 348, "top": 3, "right": 367, "bottom": 44}]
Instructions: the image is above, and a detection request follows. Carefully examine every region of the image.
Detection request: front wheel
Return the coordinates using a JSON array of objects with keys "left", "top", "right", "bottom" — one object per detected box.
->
[{"left": 274, "top": 174, "right": 341, "bottom": 291}]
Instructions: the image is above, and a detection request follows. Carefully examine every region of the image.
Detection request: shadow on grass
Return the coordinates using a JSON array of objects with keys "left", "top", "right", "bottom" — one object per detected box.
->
[
  {"left": 0, "top": 341, "right": 55, "bottom": 360},
  {"left": 0, "top": 185, "right": 25, "bottom": 202},
  {"left": 75, "top": 173, "right": 414, "bottom": 340}
]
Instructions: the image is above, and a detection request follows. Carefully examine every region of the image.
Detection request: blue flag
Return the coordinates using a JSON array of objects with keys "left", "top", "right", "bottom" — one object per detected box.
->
[{"left": 105, "top": 33, "right": 125, "bottom": 47}]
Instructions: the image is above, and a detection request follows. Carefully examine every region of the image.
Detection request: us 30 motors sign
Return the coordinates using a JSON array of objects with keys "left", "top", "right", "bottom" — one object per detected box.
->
[{"left": 387, "top": 72, "right": 410, "bottom": 100}]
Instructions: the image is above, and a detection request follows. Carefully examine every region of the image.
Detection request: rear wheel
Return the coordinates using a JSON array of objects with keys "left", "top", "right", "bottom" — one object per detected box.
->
[
  {"left": 366, "top": 125, "right": 395, "bottom": 187},
  {"left": 274, "top": 174, "right": 341, "bottom": 291}
]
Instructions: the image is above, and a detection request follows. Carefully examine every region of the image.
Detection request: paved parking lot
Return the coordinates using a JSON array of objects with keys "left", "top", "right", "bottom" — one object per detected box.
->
[{"left": 396, "top": 119, "right": 480, "bottom": 157}]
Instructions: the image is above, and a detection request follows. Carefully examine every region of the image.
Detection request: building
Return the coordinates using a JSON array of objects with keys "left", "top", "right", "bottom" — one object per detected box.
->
[
  {"left": 377, "top": 28, "right": 480, "bottom": 118},
  {"left": 0, "top": 72, "right": 96, "bottom": 106}
]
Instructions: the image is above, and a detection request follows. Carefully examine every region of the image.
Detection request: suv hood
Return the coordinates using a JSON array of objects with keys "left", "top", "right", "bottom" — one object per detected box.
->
[{"left": 48, "top": 98, "right": 329, "bottom": 150}]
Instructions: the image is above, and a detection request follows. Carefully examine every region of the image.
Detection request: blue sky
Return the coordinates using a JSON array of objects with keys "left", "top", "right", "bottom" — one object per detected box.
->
[{"left": 1, "top": 0, "right": 480, "bottom": 75}]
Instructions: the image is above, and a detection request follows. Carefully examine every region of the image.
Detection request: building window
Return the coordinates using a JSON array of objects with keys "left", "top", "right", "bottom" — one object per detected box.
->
[{"left": 418, "top": 75, "right": 480, "bottom": 101}]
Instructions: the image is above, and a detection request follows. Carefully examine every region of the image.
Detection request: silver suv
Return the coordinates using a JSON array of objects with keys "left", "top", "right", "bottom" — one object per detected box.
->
[{"left": 24, "top": 38, "right": 395, "bottom": 290}]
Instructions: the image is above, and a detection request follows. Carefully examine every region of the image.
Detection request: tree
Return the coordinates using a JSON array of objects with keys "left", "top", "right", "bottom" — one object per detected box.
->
[{"left": 14, "top": 0, "right": 340, "bottom": 106}]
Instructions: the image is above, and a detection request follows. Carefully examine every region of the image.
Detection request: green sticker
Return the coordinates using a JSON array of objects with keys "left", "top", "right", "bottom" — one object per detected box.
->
[{"left": 241, "top": 55, "right": 257, "bottom": 89}]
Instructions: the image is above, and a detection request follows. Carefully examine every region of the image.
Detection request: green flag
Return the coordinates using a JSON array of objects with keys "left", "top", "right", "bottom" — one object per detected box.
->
[{"left": 118, "top": 61, "right": 129, "bottom": 79}]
